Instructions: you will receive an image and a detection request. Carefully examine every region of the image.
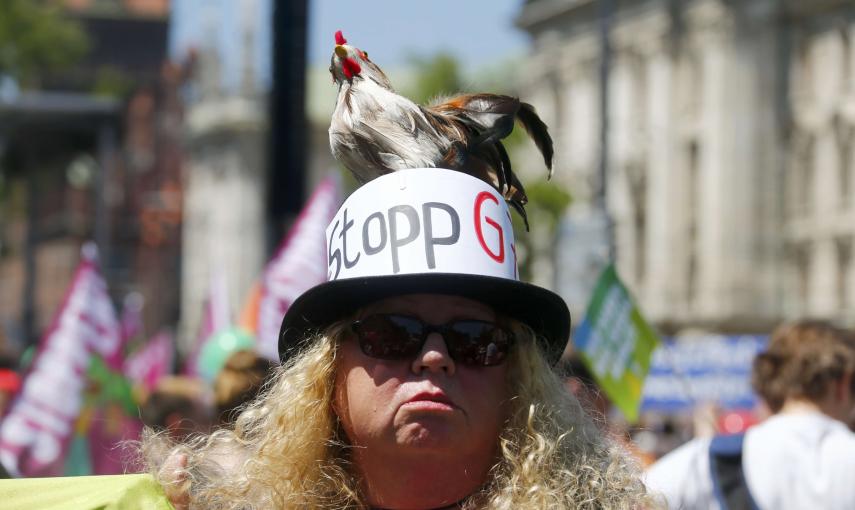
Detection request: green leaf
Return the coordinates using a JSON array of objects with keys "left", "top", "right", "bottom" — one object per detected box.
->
[
  {"left": 404, "top": 52, "right": 464, "bottom": 104},
  {"left": 0, "top": 0, "right": 90, "bottom": 87}
]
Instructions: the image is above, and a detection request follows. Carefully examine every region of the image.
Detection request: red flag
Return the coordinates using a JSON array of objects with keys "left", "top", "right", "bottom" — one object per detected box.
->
[
  {"left": 250, "top": 175, "right": 340, "bottom": 360},
  {"left": 0, "top": 243, "right": 120, "bottom": 477}
]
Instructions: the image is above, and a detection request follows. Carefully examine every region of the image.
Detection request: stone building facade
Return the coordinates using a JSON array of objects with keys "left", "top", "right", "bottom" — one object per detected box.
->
[{"left": 515, "top": 0, "right": 855, "bottom": 333}]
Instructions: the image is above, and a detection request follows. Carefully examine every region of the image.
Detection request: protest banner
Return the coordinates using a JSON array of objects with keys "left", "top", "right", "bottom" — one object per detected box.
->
[
  {"left": 0, "top": 244, "right": 121, "bottom": 477},
  {"left": 641, "top": 334, "right": 767, "bottom": 412},
  {"left": 242, "top": 175, "right": 340, "bottom": 360},
  {"left": 573, "top": 264, "right": 661, "bottom": 422}
]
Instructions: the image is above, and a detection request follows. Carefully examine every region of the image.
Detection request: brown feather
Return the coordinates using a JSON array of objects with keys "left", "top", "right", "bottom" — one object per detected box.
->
[
  {"left": 515, "top": 102, "right": 554, "bottom": 177},
  {"left": 424, "top": 94, "right": 545, "bottom": 230}
]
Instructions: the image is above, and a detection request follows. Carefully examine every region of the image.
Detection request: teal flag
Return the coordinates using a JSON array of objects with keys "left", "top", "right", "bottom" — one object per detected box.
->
[
  {"left": 573, "top": 264, "right": 661, "bottom": 422},
  {"left": 63, "top": 434, "right": 93, "bottom": 476}
]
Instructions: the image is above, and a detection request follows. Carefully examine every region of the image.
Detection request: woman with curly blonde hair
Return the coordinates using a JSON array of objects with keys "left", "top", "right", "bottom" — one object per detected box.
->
[{"left": 144, "top": 169, "right": 649, "bottom": 509}]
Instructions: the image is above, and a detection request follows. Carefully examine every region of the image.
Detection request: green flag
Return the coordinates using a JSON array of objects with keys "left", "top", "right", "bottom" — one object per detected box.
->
[
  {"left": 574, "top": 264, "right": 661, "bottom": 422},
  {"left": 86, "top": 355, "right": 137, "bottom": 416}
]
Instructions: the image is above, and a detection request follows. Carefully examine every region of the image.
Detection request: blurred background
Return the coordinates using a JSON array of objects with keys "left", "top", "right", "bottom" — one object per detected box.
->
[{"left": 0, "top": 0, "right": 853, "bottom": 473}]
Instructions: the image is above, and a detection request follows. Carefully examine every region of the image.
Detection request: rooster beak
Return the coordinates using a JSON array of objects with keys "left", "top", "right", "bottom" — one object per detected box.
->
[{"left": 334, "top": 45, "right": 348, "bottom": 58}]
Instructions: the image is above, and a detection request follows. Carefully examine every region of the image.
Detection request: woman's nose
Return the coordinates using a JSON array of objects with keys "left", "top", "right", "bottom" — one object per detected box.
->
[{"left": 411, "top": 332, "right": 456, "bottom": 376}]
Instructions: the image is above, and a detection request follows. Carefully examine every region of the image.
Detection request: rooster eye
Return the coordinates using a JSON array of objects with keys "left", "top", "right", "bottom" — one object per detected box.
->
[{"left": 362, "top": 51, "right": 368, "bottom": 60}]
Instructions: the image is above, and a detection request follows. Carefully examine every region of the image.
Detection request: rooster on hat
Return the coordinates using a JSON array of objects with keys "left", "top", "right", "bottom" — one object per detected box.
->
[{"left": 329, "top": 30, "right": 553, "bottom": 230}]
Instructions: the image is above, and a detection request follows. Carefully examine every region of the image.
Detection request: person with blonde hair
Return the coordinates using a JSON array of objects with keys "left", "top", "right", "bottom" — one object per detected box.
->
[
  {"left": 144, "top": 168, "right": 648, "bottom": 509},
  {"left": 646, "top": 320, "right": 855, "bottom": 509}
]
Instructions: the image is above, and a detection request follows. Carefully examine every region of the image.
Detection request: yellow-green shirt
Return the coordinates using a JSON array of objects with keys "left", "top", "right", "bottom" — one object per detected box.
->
[{"left": 0, "top": 474, "right": 172, "bottom": 510}]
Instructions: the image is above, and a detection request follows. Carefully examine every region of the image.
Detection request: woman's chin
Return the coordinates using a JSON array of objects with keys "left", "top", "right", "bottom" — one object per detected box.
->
[{"left": 393, "top": 419, "right": 465, "bottom": 451}]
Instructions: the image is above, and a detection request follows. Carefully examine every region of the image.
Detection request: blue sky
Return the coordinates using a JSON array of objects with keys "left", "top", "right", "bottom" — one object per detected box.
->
[
  {"left": 169, "top": 0, "right": 529, "bottom": 92},
  {"left": 307, "top": 0, "right": 530, "bottom": 69}
]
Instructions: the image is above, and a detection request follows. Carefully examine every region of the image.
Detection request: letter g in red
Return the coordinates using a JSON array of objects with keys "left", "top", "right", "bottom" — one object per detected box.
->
[{"left": 474, "top": 192, "right": 505, "bottom": 263}]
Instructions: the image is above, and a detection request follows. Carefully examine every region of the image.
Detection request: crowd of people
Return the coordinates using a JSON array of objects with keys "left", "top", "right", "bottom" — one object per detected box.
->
[{"left": 135, "top": 347, "right": 275, "bottom": 442}]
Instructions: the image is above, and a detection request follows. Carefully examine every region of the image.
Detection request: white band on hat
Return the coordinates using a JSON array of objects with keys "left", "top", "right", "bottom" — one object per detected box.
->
[{"left": 326, "top": 168, "right": 519, "bottom": 282}]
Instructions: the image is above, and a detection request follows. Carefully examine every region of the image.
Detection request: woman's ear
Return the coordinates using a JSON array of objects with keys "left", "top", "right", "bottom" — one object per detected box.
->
[{"left": 331, "top": 369, "right": 349, "bottom": 432}]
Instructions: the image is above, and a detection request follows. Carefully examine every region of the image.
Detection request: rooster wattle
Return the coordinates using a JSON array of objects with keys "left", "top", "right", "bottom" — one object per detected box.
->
[{"left": 328, "top": 30, "right": 553, "bottom": 229}]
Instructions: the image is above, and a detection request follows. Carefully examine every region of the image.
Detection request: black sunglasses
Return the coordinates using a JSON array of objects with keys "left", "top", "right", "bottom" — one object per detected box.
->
[{"left": 350, "top": 314, "right": 514, "bottom": 367}]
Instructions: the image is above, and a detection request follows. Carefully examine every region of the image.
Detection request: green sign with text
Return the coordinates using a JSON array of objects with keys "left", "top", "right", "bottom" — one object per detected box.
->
[{"left": 574, "top": 265, "right": 661, "bottom": 422}]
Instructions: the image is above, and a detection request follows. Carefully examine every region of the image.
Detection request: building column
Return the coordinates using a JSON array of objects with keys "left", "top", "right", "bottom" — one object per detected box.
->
[
  {"left": 179, "top": 100, "right": 268, "bottom": 352},
  {"left": 643, "top": 40, "right": 677, "bottom": 322}
]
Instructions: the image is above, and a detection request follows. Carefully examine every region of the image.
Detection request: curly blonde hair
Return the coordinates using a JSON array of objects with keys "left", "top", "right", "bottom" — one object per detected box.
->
[
  {"left": 141, "top": 321, "right": 649, "bottom": 509},
  {"left": 752, "top": 320, "right": 855, "bottom": 412}
]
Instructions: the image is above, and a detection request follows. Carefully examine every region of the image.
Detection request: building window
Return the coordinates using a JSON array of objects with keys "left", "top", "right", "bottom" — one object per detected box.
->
[
  {"left": 834, "top": 117, "right": 854, "bottom": 209},
  {"left": 678, "top": 52, "right": 702, "bottom": 124},
  {"left": 628, "top": 51, "right": 648, "bottom": 142},
  {"left": 838, "top": 238, "right": 852, "bottom": 311},
  {"left": 840, "top": 26, "right": 852, "bottom": 97},
  {"left": 625, "top": 160, "right": 647, "bottom": 285},
  {"left": 686, "top": 140, "right": 699, "bottom": 305},
  {"left": 796, "top": 36, "right": 814, "bottom": 104},
  {"left": 848, "top": 129, "right": 855, "bottom": 209},
  {"left": 796, "top": 243, "right": 812, "bottom": 313},
  {"left": 791, "top": 132, "right": 815, "bottom": 214}
]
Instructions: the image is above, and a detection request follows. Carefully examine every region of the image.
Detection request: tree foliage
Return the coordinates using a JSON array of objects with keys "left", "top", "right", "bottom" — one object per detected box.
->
[
  {"left": 512, "top": 181, "right": 572, "bottom": 282},
  {"left": 405, "top": 52, "right": 464, "bottom": 104},
  {"left": 0, "top": 0, "right": 89, "bottom": 87}
]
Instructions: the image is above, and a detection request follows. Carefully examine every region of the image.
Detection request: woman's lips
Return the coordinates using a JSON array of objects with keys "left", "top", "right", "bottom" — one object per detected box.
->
[{"left": 401, "top": 392, "right": 456, "bottom": 412}]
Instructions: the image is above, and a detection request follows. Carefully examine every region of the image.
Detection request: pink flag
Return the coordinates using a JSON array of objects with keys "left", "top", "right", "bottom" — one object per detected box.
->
[
  {"left": 101, "top": 292, "right": 144, "bottom": 373},
  {"left": 253, "top": 175, "right": 340, "bottom": 360},
  {"left": 120, "top": 292, "right": 145, "bottom": 346},
  {"left": 0, "top": 243, "right": 121, "bottom": 477},
  {"left": 87, "top": 407, "right": 143, "bottom": 475},
  {"left": 124, "top": 331, "right": 174, "bottom": 392}
]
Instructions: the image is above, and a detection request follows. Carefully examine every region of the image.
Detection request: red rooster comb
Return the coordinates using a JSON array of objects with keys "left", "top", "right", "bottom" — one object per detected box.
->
[{"left": 335, "top": 30, "right": 347, "bottom": 45}]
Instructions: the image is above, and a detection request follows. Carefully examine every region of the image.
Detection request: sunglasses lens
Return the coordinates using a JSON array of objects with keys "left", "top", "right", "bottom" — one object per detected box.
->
[
  {"left": 445, "top": 321, "right": 512, "bottom": 366},
  {"left": 353, "top": 315, "right": 424, "bottom": 360},
  {"left": 352, "top": 315, "right": 513, "bottom": 366}
]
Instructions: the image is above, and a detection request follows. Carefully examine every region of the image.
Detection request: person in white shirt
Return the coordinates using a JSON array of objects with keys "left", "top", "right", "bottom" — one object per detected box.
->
[{"left": 645, "top": 320, "right": 855, "bottom": 510}]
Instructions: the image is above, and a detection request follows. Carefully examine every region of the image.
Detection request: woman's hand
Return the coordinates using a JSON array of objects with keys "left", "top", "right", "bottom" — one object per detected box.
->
[{"left": 159, "top": 451, "right": 190, "bottom": 510}]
